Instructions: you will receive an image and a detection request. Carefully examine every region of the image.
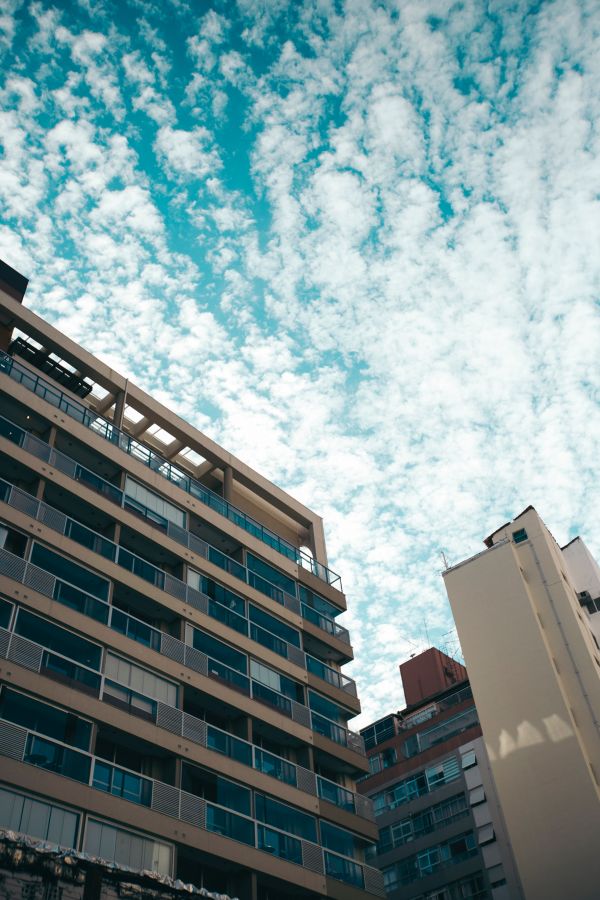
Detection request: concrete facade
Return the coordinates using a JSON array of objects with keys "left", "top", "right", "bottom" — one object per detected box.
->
[
  {"left": 0, "top": 261, "right": 383, "bottom": 900},
  {"left": 443, "top": 507, "right": 600, "bottom": 900}
]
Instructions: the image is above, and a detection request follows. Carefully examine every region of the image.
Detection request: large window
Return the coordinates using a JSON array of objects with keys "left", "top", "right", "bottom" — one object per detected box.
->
[
  {"left": 104, "top": 653, "right": 177, "bottom": 705},
  {"left": 255, "top": 794, "right": 317, "bottom": 843},
  {"left": 181, "top": 763, "right": 251, "bottom": 816},
  {"left": 0, "top": 688, "right": 92, "bottom": 751},
  {"left": 30, "top": 543, "right": 109, "bottom": 601},
  {"left": 15, "top": 609, "right": 102, "bottom": 670},
  {"left": 0, "top": 595, "right": 13, "bottom": 629},
  {"left": 246, "top": 553, "right": 297, "bottom": 597},
  {"left": 371, "top": 755, "right": 461, "bottom": 813},
  {"left": 249, "top": 604, "right": 301, "bottom": 648},
  {"left": 251, "top": 660, "right": 304, "bottom": 702},
  {"left": 124, "top": 477, "right": 186, "bottom": 528},
  {"left": 0, "top": 787, "right": 79, "bottom": 848},
  {"left": 191, "top": 627, "right": 248, "bottom": 674},
  {"left": 84, "top": 819, "right": 173, "bottom": 876}
]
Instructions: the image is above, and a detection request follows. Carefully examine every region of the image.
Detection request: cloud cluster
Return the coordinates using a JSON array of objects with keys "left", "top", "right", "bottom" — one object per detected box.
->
[{"left": 1, "top": 0, "right": 599, "bottom": 726}]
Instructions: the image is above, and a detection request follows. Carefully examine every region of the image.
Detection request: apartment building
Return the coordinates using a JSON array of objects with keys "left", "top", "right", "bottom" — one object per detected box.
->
[
  {"left": 443, "top": 507, "right": 600, "bottom": 900},
  {"left": 357, "top": 649, "right": 522, "bottom": 900},
  {"left": 0, "top": 259, "right": 383, "bottom": 900}
]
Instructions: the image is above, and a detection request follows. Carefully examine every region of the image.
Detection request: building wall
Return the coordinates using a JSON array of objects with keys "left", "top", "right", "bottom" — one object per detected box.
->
[
  {"left": 0, "top": 275, "right": 383, "bottom": 900},
  {"left": 358, "top": 675, "right": 522, "bottom": 899},
  {"left": 444, "top": 508, "right": 600, "bottom": 900}
]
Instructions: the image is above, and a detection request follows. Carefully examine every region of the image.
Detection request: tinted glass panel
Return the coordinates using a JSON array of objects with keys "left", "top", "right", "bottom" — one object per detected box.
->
[
  {"left": 191, "top": 628, "right": 247, "bottom": 674},
  {"left": 0, "top": 596, "right": 13, "bottom": 629},
  {"left": 246, "top": 554, "right": 296, "bottom": 597},
  {"left": 0, "top": 689, "right": 91, "bottom": 750},
  {"left": 249, "top": 605, "right": 301, "bottom": 647},
  {"left": 15, "top": 609, "right": 101, "bottom": 669},
  {"left": 255, "top": 794, "right": 317, "bottom": 842},
  {"left": 30, "top": 543, "right": 109, "bottom": 601}
]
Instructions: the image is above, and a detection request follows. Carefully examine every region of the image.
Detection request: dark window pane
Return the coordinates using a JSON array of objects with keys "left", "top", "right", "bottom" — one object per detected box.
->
[{"left": 30, "top": 543, "right": 109, "bottom": 601}]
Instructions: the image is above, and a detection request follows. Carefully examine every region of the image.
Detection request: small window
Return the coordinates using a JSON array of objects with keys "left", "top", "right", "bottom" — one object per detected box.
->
[
  {"left": 512, "top": 528, "right": 528, "bottom": 544},
  {"left": 461, "top": 749, "right": 476, "bottom": 769},
  {"left": 469, "top": 785, "right": 485, "bottom": 805},
  {"left": 478, "top": 823, "right": 495, "bottom": 845}
]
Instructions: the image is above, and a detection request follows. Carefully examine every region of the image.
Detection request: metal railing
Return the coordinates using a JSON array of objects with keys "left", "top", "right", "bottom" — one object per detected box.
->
[
  {"left": 0, "top": 548, "right": 363, "bottom": 753},
  {"left": 0, "top": 478, "right": 355, "bottom": 696},
  {"left": 0, "top": 351, "right": 342, "bottom": 590},
  {"left": 0, "top": 718, "right": 383, "bottom": 895},
  {"left": 0, "top": 622, "right": 371, "bottom": 814},
  {"left": 0, "top": 414, "right": 350, "bottom": 645}
]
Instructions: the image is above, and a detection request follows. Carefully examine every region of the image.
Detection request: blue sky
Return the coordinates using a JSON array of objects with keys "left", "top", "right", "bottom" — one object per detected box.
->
[{"left": 1, "top": 0, "right": 599, "bottom": 726}]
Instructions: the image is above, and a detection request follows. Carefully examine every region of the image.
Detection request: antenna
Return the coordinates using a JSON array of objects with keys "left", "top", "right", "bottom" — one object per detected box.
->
[{"left": 440, "top": 550, "right": 450, "bottom": 570}]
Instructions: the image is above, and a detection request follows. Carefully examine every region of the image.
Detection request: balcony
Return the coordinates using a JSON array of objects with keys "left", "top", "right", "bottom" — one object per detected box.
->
[
  {"left": 0, "top": 718, "right": 384, "bottom": 896},
  {"left": 0, "top": 415, "right": 350, "bottom": 646},
  {"left": 0, "top": 621, "right": 372, "bottom": 817},
  {"left": 0, "top": 351, "right": 342, "bottom": 590},
  {"left": 0, "top": 482, "right": 354, "bottom": 708},
  {"left": 0, "top": 541, "right": 365, "bottom": 760}
]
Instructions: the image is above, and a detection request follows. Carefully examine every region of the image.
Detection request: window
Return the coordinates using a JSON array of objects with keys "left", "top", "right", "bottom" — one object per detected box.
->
[
  {"left": 477, "top": 823, "right": 495, "bottom": 845},
  {"left": 461, "top": 749, "right": 476, "bottom": 768},
  {"left": 0, "top": 787, "right": 79, "bottom": 847},
  {"left": 191, "top": 627, "right": 247, "bottom": 674},
  {"left": 124, "top": 477, "right": 185, "bottom": 528},
  {"left": 255, "top": 794, "right": 317, "bottom": 842},
  {"left": 93, "top": 761, "right": 152, "bottom": 806},
  {"left": 192, "top": 573, "right": 246, "bottom": 616},
  {"left": 207, "top": 805, "right": 254, "bottom": 846},
  {"left": 104, "top": 653, "right": 177, "bottom": 705},
  {"left": 0, "top": 688, "right": 92, "bottom": 751},
  {"left": 469, "top": 785, "right": 485, "bottom": 806},
  {"left": 320, "top": 822, "right": 364, "bottom": 858},
  {"left": 0, "top": 595, "right": 13, "bottom": 629},
  {"left": 30, "top": 543, "right": 109, "bottom": 601},
  {"left": 249, "top": 604, "right": 301, "bottom": 648},
  {"left": 84, "top": 819, "right": 173, "bottom": 876},
  {"left": 246, "top": 553, "right": 297, "bottom": 597},
  {"left": 15, "top": 609, "right": 101, "bottom": 670},
  {"left": 324, "top": 852, "right": 364, "bottom": 888},
  {"left": 257, "top": 825, "right": 302, "bottom": 863},
  {"left": 512, "top": 528, "right": 528, "bottom": 543},
  {"left": 181, "top": 763, "right": 251, "bottom": 816},
  {"left": 24, "top": 734, "right": 91, "bottom": 783}
]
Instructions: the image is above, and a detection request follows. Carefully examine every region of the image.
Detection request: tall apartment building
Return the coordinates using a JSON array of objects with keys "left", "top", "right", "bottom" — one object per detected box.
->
[
  {"left": 0, "top": 260, "right": 383, "bottom": 900},
  {"left": 443, "top": 507, "right": 600, "bottom": 900},
  {"left": 357, "top": 649, "right": 522, "bottom": 900}
]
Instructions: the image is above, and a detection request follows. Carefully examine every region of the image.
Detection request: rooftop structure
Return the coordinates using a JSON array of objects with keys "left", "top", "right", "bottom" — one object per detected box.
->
[{"left": 0, "top": 260, "right": 384, "bottom": 900}]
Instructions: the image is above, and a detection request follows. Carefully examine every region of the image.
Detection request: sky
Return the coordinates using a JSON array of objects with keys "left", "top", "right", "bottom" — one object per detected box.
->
[{"left": 1, "top": 0, "right": 599, "bottom": 728}]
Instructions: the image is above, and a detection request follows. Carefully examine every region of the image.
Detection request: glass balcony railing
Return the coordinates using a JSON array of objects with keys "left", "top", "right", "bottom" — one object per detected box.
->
[
  {"left": 0, "top": 478, "right": 355, "bottom": 699},
  {"left": 0, "top": 351, "right": 342, "bottom": 590},
  {"left": 0, "top": 718, "right": 384, "bottom": 895},
  {"left": 0, "top": 622, "right": 372, "bottom": 817},
  {"left": 0, "top": 419, "right": 349, "bottom": 644},
  {"left": 0, "top": 538, "right": 362, "bottom": 751}
]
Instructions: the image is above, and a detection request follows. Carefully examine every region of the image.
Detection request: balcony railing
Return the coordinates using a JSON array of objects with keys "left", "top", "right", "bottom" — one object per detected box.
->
[
  {"left": 0, "top": 719, "right": 383, "bottom": 895},
  {"left": 0, "top": 414, "right": 350, "bottom": 646},
  {"left": 0, "top": 477, "right": 354, "bottom": 692},
  {"left": 0, "top": 623, "right": 371, "bottom": 815},
  {"left": 0, "top": 351, "right": 342, "bottom": 590},
  {"left": 0, "top": 548, "right": 364, "bottom": 755}
]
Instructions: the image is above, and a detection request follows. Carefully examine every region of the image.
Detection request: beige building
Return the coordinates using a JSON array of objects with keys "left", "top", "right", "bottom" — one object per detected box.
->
[
  {"left": 0, "top": 259, "right": 383, "bottom": 900},
  {"left": 443, "top": 506, "right": 600, "bottom": 900}
]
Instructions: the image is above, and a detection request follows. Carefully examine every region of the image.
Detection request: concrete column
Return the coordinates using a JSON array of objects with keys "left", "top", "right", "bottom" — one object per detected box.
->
[
  {"left": 112, "top": 386, "right": 127, "bottom": 430},
  {"left": 309, "top": 520, "right": 328, "bottom": 568},
  {"left": 223, "top": 466, "right": 233, "bottom": 502}
]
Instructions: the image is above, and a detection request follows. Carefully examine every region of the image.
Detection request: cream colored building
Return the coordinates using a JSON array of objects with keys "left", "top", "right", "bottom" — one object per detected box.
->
[{"left": 443, "top": 507, "right": 600, "bottom": 900}]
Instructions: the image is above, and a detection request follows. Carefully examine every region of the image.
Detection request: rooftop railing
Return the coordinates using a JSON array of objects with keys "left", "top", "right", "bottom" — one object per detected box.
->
[
  {"left": 0, "top": 350, "right": 342, "bottom": 590},
  {"left": 0, "top": 414, "right": 350, "bottom": 646}
]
